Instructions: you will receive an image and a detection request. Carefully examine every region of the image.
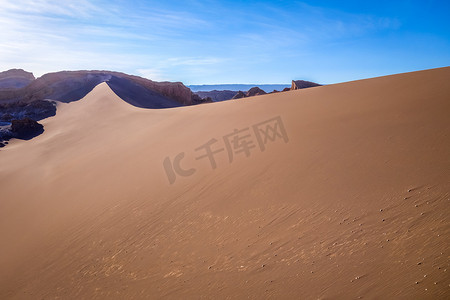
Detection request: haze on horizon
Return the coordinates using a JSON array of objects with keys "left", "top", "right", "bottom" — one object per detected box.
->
[{"left": 0, "top": 0, "right": 449, "bottom": 85}]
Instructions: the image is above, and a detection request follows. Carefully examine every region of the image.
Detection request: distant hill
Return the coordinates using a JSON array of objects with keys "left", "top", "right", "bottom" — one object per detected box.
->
[
  {"left": 0, "top": 70, "right": 211, "bottom": 108},
  {"left": 0, "top": 69, "right": 35, "bottom": 90},
  {"left": 195, "top": 90, "right": 238, "bottom": 102},
  {"left": 193, "top": 80, "right": 322, "bottom": 101},
  {"left": 291, "top": 80, "right": 321, "bottom": 90},
  {"left": 188, "top": 84, "right": 290, "bottom": 93}
]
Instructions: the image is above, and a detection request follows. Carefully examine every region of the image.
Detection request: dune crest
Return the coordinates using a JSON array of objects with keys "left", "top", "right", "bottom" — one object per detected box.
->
[
  {"left": 0, "top": 67, "right": 449, "bottom": 299},
  {"left": 56, "top": 82, "right": 140, "bottom": 113}
]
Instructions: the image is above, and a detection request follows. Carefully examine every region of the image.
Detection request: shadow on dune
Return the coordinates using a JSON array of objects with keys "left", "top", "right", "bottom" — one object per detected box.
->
[{"left": 106, "top": 76, "right": 181, "bottom": 108}]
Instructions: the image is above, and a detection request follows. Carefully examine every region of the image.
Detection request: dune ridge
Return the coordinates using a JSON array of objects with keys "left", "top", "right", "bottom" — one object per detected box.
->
[{"left": 0, "top": 67, "right": 449, "bottom": 299}]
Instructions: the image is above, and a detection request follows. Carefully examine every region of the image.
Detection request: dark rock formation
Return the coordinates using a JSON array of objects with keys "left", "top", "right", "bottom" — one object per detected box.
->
[
  {"left": 0, "top": 100, "right": 56, "bottom": 122},
  {"left": 232, "top": 87, "right": 267, "bottom": 99},
  {"left": 195, "top": 90, "right": 238, "bottom": 102},
  {"left": 291, "top": 80, "right": 321, "bottom": 90},
  {"left": 0, "top": 69, "right": 35, "bottom": 90},
  {"left": 191, "top": 93, "right": 212, "bottom": 105},
  {"left": 282, "top": 87, "right": 291, "bottom": 92},
  {"left": 246, "top": 87, "right": 267, "bottom": 97},
  {"left": 0, "top": 99, "right": 55, "bottom": 147},
  {"left": 10, "top": 118, "right": 44, "bottom": 140},
  {"left": 232, "top": 91, "right": 246, "bottom": 99},
  {"left": 0, "top": 117, "right": 44, "bottom": 146}
]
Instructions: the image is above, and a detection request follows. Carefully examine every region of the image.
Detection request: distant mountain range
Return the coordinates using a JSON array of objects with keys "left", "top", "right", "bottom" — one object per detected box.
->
[
  {"left": 188, "top": 84, "right": 290, "bottom": 93},
  {"left": 0, "top": 69, "right": 35, "bottom": 90},
  {"left": 192, "top": 80, "right": 321, "bottom": 102},
  {"left": 0, "top": 69, "right": 208, "bottom": 108}
]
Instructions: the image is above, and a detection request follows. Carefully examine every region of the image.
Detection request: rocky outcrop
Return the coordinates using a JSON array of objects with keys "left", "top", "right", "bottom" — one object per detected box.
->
[
  {"left": 0, "top": 69, "right": 35, "bottom": 90},
  {"left": 232, "top": 91, "right": 246, "bottom": 99},
  {"left": 0, "top": 98, "right": 56, "bottom": 148},
  {"left": 11, "top": 118, "right": 44, "bottom": 139},
  {"left": 246, "top": 87, "right": 267, "bottom": 97},
  {"left": 195, "top": 90, "right": 238, "bottom": 102},
  {"left": 0, "top": 117, "right": 44, "bottom": 146},
  {"left": 191, "top": 93, "right": 212, "bottom": 105},
  {"left": 0, "top": 100, "right": 56, "bottom": 122},
  {"left": 291, "top": 80, "right": 321, "bottom": 90},
  {"left": 232, "top": 87, "right": 267, "bottom": 99}
]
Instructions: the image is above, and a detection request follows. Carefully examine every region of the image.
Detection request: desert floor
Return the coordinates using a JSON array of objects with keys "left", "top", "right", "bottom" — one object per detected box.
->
[{"left": 1, "top": 67, "right": 449, "bottom": 299}]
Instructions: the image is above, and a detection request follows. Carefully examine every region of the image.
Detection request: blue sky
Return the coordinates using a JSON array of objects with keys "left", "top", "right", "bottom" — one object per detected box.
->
[{"left": 1, "top": 0, "right": 449, "bottom": 84}]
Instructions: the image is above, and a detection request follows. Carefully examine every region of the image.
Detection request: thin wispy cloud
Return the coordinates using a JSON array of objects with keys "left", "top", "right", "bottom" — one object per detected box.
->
[
  {"left": 0, "top": 0, "right": 102, "bottom": 17},
  {"left": 0, "top": 0, "right": 212, "bottom": 78}
]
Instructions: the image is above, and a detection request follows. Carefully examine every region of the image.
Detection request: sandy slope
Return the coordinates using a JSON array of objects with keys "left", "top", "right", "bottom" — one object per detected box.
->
[{"left": 0, "top": 67, "right": 449, "bottom": 299}]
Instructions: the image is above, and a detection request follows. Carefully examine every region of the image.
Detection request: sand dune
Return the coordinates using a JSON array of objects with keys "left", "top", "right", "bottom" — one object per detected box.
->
[{"left": 0, "top": 67, "right": 449, "bottom": 299}]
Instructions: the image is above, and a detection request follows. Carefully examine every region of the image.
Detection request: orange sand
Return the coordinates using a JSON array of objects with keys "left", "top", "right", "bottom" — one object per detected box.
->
[{"left": 0, "top": 67, "right": 449, "bottom": 298}]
